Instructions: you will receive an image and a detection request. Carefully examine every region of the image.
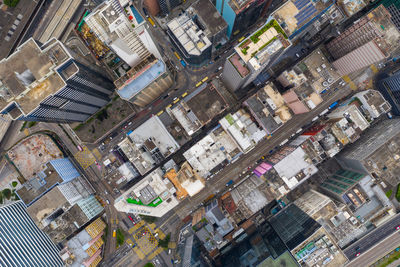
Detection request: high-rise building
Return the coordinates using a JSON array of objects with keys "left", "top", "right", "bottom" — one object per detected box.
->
[
  {"left": 86, "top": 0, "right": 173, "bottom": 107},
  {"left": 215, "top": 0, "right": 268, "bottom": 38},
  {"left": 158, "top": 0, "right": 182, "bottom": 14},
  {"left": 326, "top": 5, "right": 400, "bottom": 75},
  {"left": 0, "top": 201, "right": 64, "bottom": 267},
  {"left": 0, "top": 38, "right": 114, "bottom": 123},
  {"left": 222, "top": 19, "right": 291, "bottom": 91},
  {"left": 377, "top": 70, "right": 400, "bottom": 115}
]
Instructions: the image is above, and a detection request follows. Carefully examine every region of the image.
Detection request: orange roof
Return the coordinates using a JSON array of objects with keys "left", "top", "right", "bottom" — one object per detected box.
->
[{"left": 164, "top": 169, "right": 188, "bottom": 199}]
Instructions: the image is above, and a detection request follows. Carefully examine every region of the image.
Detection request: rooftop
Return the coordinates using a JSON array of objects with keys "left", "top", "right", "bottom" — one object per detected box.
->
[
  {"left": 171, "top": 82, "right": 228, "bottom": 135},
  {"left": 128, "top": 115, "right": 180, "bottom": 157},
  {"left": 339, "top": 118, "right": 400, "bottom": 161},
  {"left": 114, "top": 168, "right": 179, "bottom": 217},
  {"left": 299, "top": 48, "right": 340, "bottom": 93},
  {"left": 228, "top": 53, "right": 250, "bottom": 78},
  {"left": 219, "top": 109, "right": 266, "bottom": 153},
  {"left": 183, "top": 126, "right": 241, "bottom": 178},
  {"left": 167, "top": 14, "right": 212, "bottom": 56},
  {"left": 244, "top": 83, "right": 292, "bottom": 134},
  {"left": 189, "top": 0, "right": 228, "bottom": 37},
  {"left": 354, "top": 89, "right": 391, "bottom": 118},
  {"left": 236, "top": 20, "right": 290, "bottom": 69},
  {"left": 115, "top": 57, "right": 166, "bottom": 100},
  {"left": 272, "top": 0, "right": 335, "bottom": 39},
  {"left": 7, "top": 134, "right": 63, "bottom": 180},
  {"left": 0, "top": 38, "right": 72, "bottom": 116}
]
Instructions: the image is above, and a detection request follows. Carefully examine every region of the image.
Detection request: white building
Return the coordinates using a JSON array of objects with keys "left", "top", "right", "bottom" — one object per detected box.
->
[{"left": 114, "top": 168, "right": 179, "bottom": 217}]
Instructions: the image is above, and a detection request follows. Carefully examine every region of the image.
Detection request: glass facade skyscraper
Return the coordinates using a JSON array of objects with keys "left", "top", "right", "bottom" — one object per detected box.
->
[{"left": 0, "top": 201, "right": 64, "bottom": 267}]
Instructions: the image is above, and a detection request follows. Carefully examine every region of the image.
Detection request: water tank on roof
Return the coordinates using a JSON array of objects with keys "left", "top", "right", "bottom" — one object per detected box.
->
[{"left": 322, "top": 81, "right": 329, "bottom": 87}]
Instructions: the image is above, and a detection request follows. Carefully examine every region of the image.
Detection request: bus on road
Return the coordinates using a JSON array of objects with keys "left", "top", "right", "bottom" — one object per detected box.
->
[
  {"left": 148, "top": 17, "right": 156, "bottom": 27},
  {"left": 174, "top": 52, "right": 181, "bottom": 60}
]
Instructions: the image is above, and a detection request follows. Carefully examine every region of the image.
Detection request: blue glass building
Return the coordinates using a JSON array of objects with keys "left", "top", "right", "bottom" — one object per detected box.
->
[{"left": 377, "top": 71, "right": 400, "bottom": 116}]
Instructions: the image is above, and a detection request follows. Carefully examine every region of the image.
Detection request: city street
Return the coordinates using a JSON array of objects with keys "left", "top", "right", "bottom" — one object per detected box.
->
[{"left": 344, "top": 213, "right": 400, "bottom": 261}]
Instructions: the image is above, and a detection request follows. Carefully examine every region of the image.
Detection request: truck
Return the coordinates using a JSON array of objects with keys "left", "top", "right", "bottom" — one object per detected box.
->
[
  {"left": 319, "top": 109, "right": 329, "bottom": 117},
  {"left": 280, "top": 139, "right": 289, "bottom": 146},
  {"left": 226, "top": 180, "right": 234, "bottom": 187},
  {"left": 312, "top": 116, "right": 319, "bottom": 122}
]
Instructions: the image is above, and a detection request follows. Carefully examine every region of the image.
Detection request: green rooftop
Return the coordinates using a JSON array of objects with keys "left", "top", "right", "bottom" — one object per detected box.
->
[{"left": 126, "top": 196, "right": 163, "bottom": 207}]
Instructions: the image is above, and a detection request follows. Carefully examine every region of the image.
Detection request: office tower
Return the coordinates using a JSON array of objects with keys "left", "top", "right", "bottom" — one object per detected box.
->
[
  {"left": 0, "top": 201, "right": 64, "bottom": 267},
  {"left": 215, "top": 0, "right": 268, "bottom": 38},
  {"left": 86, "top": 0, "right": 172, "bottom": 107},
  {"left": 377, "top": 70, "right": 400, "bottom": 115},
  {"left": 326, "top": 5, "right": 400, "bottom": 75},
  {"left": 222, "top": 19, "right": 291, "bottom": 91},
  {"left": 158, "top": 0, "right": 182, "bottom": 14},
  {"left": 0, "top": 38, "right": 114, "bottom": 123}
]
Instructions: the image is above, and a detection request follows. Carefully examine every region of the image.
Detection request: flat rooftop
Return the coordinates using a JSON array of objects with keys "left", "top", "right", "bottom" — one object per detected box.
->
[
  {"left": 228, "top": 53, "right": 250, "bottom": 78},
  {"left": 7, "top": 134, "right": 63, "bottom": 179},
  {"left": 116, "top": 57, "right": 165, "bottom": 100},
  {"left": 0, "top": 38, "right": 71, "bottom": 116},
  {"left": 189, "top": 0, "right": 227, "bottom": 36},
  {"left": 16, "top": 162, "right": 63, "bottom": 206},
  {"left": 114, "top": 168, "right": 179, "bottom": 217},
  {"left": 171, "top": 82, "right": 228, "bottom": 135},
  {"left": 299, "top": 48, "right": 340, "bottom": 93},
  {"left": 236, "top": 20, "right": 289, "bottom": 66},
  {"left": 128, "top": 115, "right": 180, "bottom": 157},
  {"left": 272, "top": 0, "right": 334, "bottom": 38},
  {"left": 167, "top": 14, "right": 211, "bottom": 56}
]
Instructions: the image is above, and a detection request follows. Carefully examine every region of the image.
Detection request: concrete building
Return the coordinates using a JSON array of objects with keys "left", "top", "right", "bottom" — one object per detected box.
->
[
  {"left": 205, "top": 199, "right": 234, "bottom": 237},
  {"left": 183, "top": 125, "right": 241, "bottom": 178},
  {"left": 269, "top": 204, "right": 321, "bottom": 251},
  {"left": 114, "top": 168, "right": 179, "bottom": 217},
  {"left": 222, "top": 19, "right": 291, "bottom": 91},
  {"left": 215, "top": 0, "right": 269, "bottom": 38},
  {"left": 319, "top": 168, "right": 395, "bottom": 226},
  {"left": 282, "top": 83, "right": 323, "bottom": 114},
  {"left": 170, "top": 82, "right": 228, "bottom": 136},
  {"left": 353, "top": 89, "right": 391, "bottom": 120},
  {"left": 164, "top": 162, "right": 205, "bottom": 199},
  {"left": 167, "top": 14, "right": 212, "bottom": 65},
  {"left": 0, "top": 38, "right": 114, "bottom": 123},
  {"left": 291, "top": 227, "right": 347, "bottom": 267},
  {"left": 188, "top": 0, "right": 228, "bottom": 54},
  {"left": 0, "top": 201, "right": 64, "bottom": 267},
  {"left": 219, "top": 109, "right": 266, "bottom": 153},
  {"left": 244, "top": 83, "right": 292, "bottom": 134},
  {"left": 118, "top": 116, "right": 180, "bottom": 175},
  {"left": 114, "top": 55, "right": 173, "bottom": 107},
  {"left": 289, "top": 135, "right": 327, "bottom": 164},
  {"left": 377, "top": 70, "right": 400, "bottom": 116},
  {"left": 221, "top": 175, "right": 272, "bottom": 224},
  {"left": 302, "top": 124, "right": 342, "bottom": 158},
  {"left": 328, "top": 102, "right": 370, "bottom": 131},
  {"left": 268, "top": 146, "right": 319, "bottom": 192},
  {"left": 376, "top": 0, "right": 400, "bottom": 31},
  {"left": 338, "top": 119, "right": 400, "bottom": 187},
  {"left": 328, "top": 5, "right": 400, "bottom": 75},
  {"left": 272, "top": 0, "right": 335, "bottom": 39},
  {"left": 61, "top": 218, "right": 106, "bottom": 267},
  {"left": 86, "top": 0, "right": 172, "bottom": 107},
  {"left": 295, "top": 189, "right": 367, "bottom": 248},
  {"left": 157, "top": 0, "right": 182, "bottom": 14}
]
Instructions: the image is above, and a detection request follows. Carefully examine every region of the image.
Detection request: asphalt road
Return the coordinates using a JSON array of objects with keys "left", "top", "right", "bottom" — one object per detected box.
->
[
  {"left": 162, "top": 84, "right": 352, "bottom": 220},
  {"left": 344, "top": 213, "right": 400, "bottom": 261},
  {"left": 346, "top": 230, "right": 400, "bottom": 267}
]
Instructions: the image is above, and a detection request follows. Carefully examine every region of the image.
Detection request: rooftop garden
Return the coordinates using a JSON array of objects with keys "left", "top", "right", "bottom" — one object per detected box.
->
[{"left": 127, "top": 196, "right": 163, "bottom": 207}]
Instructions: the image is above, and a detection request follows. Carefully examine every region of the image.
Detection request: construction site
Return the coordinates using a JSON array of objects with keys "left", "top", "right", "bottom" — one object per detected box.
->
[{"left": 7, "top": 134, "right": 63, "bottom": 180}]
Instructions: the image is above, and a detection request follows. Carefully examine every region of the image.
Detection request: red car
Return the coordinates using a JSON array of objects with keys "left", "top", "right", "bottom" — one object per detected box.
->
[
  {"left": 355, "top": 252, "right": 361, "bottom": 257},
  {"left": 396, "top": 225, "right": 400, "bottom": 230},
  {"left": 128, "top": 215, "right": 136, "bottom": 225}
]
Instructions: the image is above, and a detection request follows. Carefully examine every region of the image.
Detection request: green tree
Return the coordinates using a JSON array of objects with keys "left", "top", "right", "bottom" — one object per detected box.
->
[
  {"left": 4, "top": 0, "right": 20, "bottom": 7},
  {"left": 11, "top": 181, "right": 18, "bottom": 187},
  {"left": 2, "top": 189, "right": 11, "bottom": 199},
  {"left": 144, "top": 263, "right": 154, "bottom": 267}
]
